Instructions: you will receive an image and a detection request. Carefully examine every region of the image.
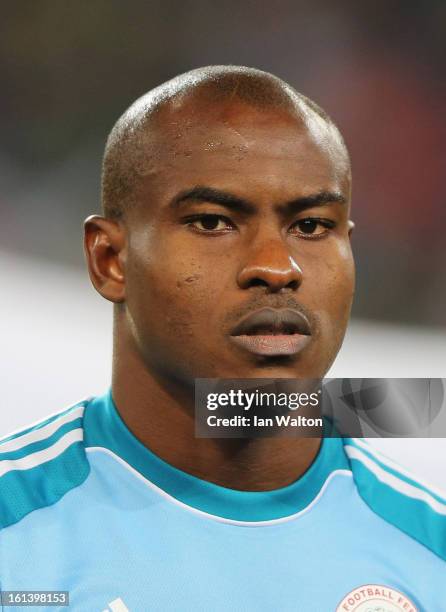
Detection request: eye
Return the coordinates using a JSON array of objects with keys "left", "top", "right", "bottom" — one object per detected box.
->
[
  {"left": 290, "top": 218, "right": 335, "bottom": 238},
  {"left": 188, "top": 215, "right": 234, "bottom": 233}
]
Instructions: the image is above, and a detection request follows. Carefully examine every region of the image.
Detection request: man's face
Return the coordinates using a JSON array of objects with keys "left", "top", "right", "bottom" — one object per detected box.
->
[{"left": 122, "top": 100, "right": 355, "bottom": 383}]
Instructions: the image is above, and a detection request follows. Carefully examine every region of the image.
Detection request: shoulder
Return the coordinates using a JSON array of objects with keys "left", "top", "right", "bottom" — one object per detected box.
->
[
  {"left": 343, "top": 437, "right": 446, "bottom": 561},
  {"left": 0, "top": 399, "right": 91, "bottom": 530}
]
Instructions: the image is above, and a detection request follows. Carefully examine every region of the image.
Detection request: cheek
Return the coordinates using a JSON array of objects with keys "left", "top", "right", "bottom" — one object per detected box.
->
[
  {"left": 148, "top": 231, "right": 235, "bottom": 303},
  {"left": 305, "top": 241, "right": 355, "bottom": 330},
  {"left": 313, "top": 239, "right": 354, "bottom": 297},
  {"left": 127, "top": 238, "right": 226, "bottom": 340}
]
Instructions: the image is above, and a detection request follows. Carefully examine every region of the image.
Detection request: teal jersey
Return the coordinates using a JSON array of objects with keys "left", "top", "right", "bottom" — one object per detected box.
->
[{"left": 0, "top": 391, "right": 445, "bottom": 611}]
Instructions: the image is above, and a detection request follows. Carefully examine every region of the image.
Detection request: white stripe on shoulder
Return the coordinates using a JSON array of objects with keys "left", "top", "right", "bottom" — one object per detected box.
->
[
  {"left": 345, "top": 444, "right": 446, "bottom": 516},
  {"left": 0, "top": 428, "right": 84, "bottom": 477},
  {"left": 349, "top": 437, "right": 446, "bottom": 500},
  {"left": 0, "top": 405, "right": 85, "bottom": 453}
]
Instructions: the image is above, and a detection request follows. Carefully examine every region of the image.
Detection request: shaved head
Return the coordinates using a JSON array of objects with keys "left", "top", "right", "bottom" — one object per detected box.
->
[{"left": 101, "top": 65, "right": 349, "bottom": 219}]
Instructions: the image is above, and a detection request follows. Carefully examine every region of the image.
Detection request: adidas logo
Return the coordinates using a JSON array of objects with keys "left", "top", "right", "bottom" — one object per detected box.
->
[{"left": 102, "top": 597, "right": 129, "bottom": 612}]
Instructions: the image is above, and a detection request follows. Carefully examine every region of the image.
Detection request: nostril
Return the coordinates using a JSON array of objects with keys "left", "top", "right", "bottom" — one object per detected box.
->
[
  {"left": 286, "top": 279, "right": 300, "bottom": 291},
  {"left": 248, "top": 278, "right": 270, "bottom": 288}
]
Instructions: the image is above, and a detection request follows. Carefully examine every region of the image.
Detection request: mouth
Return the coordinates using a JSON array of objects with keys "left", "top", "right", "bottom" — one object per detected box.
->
[{"left": 229, "top": 308, "right": 312, "bottom": 357}]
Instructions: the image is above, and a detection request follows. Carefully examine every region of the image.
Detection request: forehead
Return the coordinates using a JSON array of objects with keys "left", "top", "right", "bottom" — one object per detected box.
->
[{"left": 137, "top": 100, "right": 350, "bottom": 207}]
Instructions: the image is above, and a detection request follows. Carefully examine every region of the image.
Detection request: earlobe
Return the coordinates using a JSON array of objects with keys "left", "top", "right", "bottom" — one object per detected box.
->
[{"left": 84, "top": 215, "right": 126, "bottom": 303}]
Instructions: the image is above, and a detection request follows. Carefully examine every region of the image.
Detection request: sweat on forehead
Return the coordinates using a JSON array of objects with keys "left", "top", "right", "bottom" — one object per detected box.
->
[{"left": 101, "top": 65, "right": 348, "bottom": 219}]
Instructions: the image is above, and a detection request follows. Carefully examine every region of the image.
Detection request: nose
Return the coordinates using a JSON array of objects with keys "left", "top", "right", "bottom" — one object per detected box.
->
[{"left": 237, "top": 239, "right": 303, "bottom": 292}]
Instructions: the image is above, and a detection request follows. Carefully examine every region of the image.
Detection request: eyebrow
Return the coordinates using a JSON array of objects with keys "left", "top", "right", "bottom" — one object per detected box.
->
[
  {"left": 170, "top": 186, "right": 346, "bottom": 214},
  {"left": 170, "top": 186, "right": 256, "bottom": 214},
  {"left": 281, "top": 190, "right": 347, "bottom": 214}
]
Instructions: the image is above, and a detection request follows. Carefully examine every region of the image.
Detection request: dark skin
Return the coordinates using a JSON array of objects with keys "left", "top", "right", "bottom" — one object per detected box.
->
[{"left": 85, "top": 97, "right": 355, "bottom": 490}]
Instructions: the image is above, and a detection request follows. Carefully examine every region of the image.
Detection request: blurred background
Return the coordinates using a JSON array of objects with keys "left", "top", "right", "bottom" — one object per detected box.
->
[{"left": 1, "top": 1, "right": 445, "bottom": 488}]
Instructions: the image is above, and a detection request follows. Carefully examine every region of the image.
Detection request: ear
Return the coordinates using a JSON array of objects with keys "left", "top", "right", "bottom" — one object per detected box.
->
[
  {"left": 348, "top": 219, "right": 355, "bottom": 239},
  {"left": 84, "top": 215, "right": 126, "bottom": 303}
]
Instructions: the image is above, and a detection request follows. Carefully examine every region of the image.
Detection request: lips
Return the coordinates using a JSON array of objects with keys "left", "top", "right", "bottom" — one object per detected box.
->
[{"left": 230, "top": 308, "right": 312, "bottom": 357}]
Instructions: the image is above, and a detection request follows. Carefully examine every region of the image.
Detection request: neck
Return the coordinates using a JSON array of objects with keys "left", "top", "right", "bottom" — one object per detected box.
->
[{"left": 112, "top": 329, "right": 321, "bottom": 491}]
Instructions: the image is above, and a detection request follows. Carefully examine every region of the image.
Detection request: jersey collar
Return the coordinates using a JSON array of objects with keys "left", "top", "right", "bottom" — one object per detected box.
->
[{"left": 83, "top": 390, "right": 349, "bottom": 521}]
